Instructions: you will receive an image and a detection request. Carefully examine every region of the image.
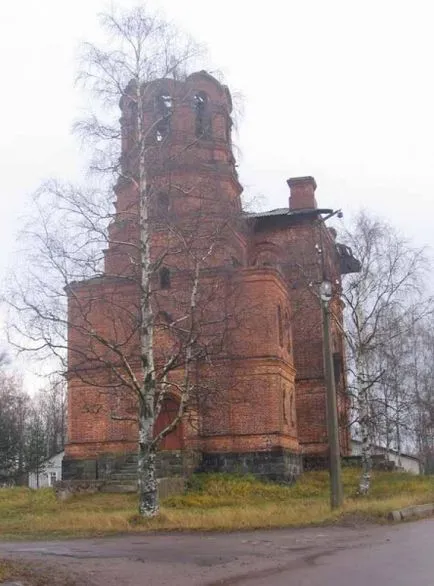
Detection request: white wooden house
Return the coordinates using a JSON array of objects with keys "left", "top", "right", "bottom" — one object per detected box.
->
[
  {"left": 351, "top": 441, "right": 420, "bottom": 474},
  {"left": 28, "top": 451, "right": 64, "bottom": 489}
]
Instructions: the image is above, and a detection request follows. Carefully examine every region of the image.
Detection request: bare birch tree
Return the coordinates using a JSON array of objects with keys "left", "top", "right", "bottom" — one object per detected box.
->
[
  {"left": 405, "top": 316, "right": 434, "bottom": 473},
  {"left": 0, "top": 369, "right": 66, "bottom": 486},
  {"left": 371, "top": 310, "right": 434, "bottom": 473},
  {"left": 341, "top": 211, "right": 431, "bottom": 493},
  {"left": 0, "top": 370, "right": 28, "bottom": 484}
]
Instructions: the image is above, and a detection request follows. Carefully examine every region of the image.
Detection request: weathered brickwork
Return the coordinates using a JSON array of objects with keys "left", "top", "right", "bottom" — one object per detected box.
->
[{"left": 64, "top": 71, "right": 357, "bottom": 481}]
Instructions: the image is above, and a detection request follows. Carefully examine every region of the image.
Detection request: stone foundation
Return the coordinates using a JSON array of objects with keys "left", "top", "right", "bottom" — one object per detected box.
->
[
  {"left": 62, "top": 448, "right": 302, "bottom": 483},
  {"left": 303, "top": 454, "right": 398, "bottom": 471},
  {"left": 62, "top": 457, "right": 98, "bottom": 480},
  {"left": 302, "top": 454, "right": 329, "bottom": 471},
  {"left": 62, "top": 450, "right": 201, "bottom": 481},
  {"left": 156, "top": 450, "right": 200, "bottom": 477},
  {"left": 54, "top": 477, "right": 185, "bottom": 500},
  {"left": 199, "top": 449, "right": 303, "bottom": 483}
]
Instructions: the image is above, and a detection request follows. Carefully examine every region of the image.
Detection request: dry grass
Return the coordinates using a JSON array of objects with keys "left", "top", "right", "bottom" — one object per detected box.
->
[{"left": 0, "top": 469, "right": 432, "bottom": 539}]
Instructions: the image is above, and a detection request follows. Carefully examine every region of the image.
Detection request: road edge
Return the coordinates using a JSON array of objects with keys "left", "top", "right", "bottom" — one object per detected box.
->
[{"left": 388, "top": 503, "right": 434, "bottom": 522}]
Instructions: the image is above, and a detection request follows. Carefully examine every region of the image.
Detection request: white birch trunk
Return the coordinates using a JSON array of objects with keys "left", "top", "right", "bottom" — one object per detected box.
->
[
  {"left": 395, "top": 397, "right": 402, "bottom": 469},
  {"left": 136, "top": 80, "right": 158, "bottom": 517},
  {"left": 384, "top": 388, "right": 391, "bottom": 461},
  {"left": 357, "top": 353, "right": 372, "bottom": 495}
]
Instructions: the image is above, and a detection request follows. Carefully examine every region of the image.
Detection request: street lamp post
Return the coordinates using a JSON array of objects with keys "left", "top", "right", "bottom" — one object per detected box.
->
[{"left": 320, "top": 279, "right": 344, "bottom": 509}]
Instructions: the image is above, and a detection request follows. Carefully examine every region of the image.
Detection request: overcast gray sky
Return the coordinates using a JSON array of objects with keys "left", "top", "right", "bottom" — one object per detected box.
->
[{"left": 1, "top": 0, "right": 433, "bottom": 380}]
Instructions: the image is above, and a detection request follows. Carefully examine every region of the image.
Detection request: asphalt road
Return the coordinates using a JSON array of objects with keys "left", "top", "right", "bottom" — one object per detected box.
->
[{"left": 0, "top": 519, "right": 433, "bottom": 585}]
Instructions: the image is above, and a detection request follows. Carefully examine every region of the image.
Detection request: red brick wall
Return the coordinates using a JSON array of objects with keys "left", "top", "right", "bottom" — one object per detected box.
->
[{"left": 247, "top": 211, "right": 350, "bottom": 455}]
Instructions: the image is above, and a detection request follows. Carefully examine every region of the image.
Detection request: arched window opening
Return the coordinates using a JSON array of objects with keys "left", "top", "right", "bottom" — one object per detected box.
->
[
  {"left": 285, "top": 310, "right": 292, "bottom": 353},
  {"left": 159, "top": 267, "right": 171, "bottom": 289},
  {"left": 156, "top": 94, "right": 173, "bottom": 117},
  {"left": 252, "top": 245, "right": 282, "bottom": 268},
  {"left": 157, "top": 192, "right": 170, "bottom": 215},
  {"left": 231, "top": 255, "right": 241, "bottom": 268},
  {"left": 193, "top": 91, "right": 211, "bottom": 138},
  {"left": 155, "top": 93, "right": 173, "bottom": 142},
  {"left": 155, "top": 128, "right": 164, "bottom": 142},
  {"left": 255, "top": 259, "right": 272, "bottom": 267},
  {"left": 157, "top": 310, "right": 173, "bottom": 325},
  {"left": 289, "top": 393, "right": 295, "bottom": 427},
  {"left": 277, "top": 305, "right": 283, "bottom": 347},
  {"left": 128, "top": 99, "right": 138, "bottom": 120},
  {"left": 333, "top": 352, "right": 343, "bottom": 387},
  {"left": 226, "top": 115, "right": 233, "bottom": 144}
]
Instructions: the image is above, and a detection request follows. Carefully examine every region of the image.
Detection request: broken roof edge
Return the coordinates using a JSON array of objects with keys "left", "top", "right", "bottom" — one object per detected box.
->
[{"left": 244, "top": 207, "right": 333, "bottom": 219}]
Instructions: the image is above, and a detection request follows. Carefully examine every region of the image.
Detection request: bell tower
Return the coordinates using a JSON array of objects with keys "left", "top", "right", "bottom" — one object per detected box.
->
[
  {"left": 65, "top": 71, "right": 250, "bottom": 477},
  {"left": 105, "top": 71, "right": 243, "bottom": 276}
]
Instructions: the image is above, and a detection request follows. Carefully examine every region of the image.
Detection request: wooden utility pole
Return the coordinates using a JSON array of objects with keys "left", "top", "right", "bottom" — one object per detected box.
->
[{"left": 320, "top": 285, "right": 344, "bottom": 509}]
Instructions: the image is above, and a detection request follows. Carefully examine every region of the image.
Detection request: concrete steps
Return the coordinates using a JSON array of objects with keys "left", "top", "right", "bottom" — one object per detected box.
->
[
  {"left": 101, "top": 482, "right": 137, "bottom": 493},
  {"left": 99, "top": 453, "right": 186, "bottom": 497},
  {"left": 105, "top": 457, "right": 139, "bottom": 488}
]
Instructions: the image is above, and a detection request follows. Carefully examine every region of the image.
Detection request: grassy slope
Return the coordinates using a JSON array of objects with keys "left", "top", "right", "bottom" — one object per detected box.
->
[{"left": 0, "top": 469, "right": 432, "bottom": 539}]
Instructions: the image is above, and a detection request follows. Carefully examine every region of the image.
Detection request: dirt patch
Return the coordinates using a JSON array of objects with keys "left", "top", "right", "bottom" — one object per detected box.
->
[{"left": 0, "top": 558, "right": 85, "bottom": 586}]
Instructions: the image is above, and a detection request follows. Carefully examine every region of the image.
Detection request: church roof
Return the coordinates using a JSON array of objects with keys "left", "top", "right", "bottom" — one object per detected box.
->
[
  {"left": 244, "top": 207, "right": 330, "bottom": 219},
  {"left": 245, "top": 207, "right": 291, "bottom": 218}
]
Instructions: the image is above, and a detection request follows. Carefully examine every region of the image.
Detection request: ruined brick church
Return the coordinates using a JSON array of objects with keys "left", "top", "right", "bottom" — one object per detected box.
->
[{"left": 63, "top": 71, "right": 360, "bottom": 482}]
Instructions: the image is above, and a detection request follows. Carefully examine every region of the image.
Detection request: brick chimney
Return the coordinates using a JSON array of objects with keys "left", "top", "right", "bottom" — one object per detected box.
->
[{"left": 287, "top": 176, "right": 317, "bottom": 210}]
